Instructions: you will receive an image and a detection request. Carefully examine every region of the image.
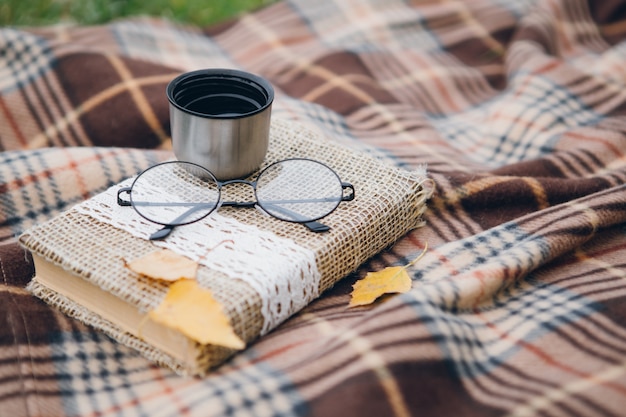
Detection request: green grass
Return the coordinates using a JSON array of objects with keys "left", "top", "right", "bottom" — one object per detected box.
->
[{"left": 1, "top": 0, "right": 274, "bottom": 27}]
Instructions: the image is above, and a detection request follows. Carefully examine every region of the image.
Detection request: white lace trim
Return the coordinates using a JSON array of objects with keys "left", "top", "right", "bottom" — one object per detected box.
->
[{"left": 74, "top": 180, "right": 321, "bottom": 335}]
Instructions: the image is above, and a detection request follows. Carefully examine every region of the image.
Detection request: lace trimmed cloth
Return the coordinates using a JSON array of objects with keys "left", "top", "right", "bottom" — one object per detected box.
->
[{"left": 74, "top": 178, "right": 320, "bottom": 336}]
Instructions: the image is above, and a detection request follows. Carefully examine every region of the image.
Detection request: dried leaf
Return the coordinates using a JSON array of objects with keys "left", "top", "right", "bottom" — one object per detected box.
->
[
  {"left": 349, "top": 243, "right": 428, "bottom": 308},
  {"left": 149, "top": 279, "right": 245, "bottom": 349},
  {"left": 126, "top": 249, "right": 197, "bottom": 281},
  {"left": 349, "top": 266, "right": 411, "bottom": 307}
]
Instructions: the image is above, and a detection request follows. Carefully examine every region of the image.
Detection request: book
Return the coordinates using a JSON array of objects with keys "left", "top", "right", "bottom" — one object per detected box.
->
[{"left": 20, "top": 118, "right": 430, "bottom": 376}]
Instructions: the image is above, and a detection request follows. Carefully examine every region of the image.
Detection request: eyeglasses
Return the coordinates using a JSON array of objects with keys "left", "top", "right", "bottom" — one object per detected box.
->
[{"left": 117, "top": 158, "right": 355, "bottom": 240}]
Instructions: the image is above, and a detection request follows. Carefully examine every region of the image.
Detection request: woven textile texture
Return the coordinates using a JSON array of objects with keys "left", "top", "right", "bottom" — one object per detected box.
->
[{"left": 1, "top": 0, "right": 626, "bottom": 416}]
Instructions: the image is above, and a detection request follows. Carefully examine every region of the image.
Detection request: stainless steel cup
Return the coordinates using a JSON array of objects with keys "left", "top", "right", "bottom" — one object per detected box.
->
[{"left": 167, "top": 69, "right": 274, "bottom": 180}]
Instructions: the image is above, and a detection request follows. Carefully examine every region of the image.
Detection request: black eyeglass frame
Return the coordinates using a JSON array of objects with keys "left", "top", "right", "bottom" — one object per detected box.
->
[{"left": 117, "top": 158, "right": 355, "bottom": 240}]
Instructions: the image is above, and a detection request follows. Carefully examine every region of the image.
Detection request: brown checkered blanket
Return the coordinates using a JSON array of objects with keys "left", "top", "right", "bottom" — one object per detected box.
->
[{"left": 2, "top": 0, "right": 626, "bottom": 416}]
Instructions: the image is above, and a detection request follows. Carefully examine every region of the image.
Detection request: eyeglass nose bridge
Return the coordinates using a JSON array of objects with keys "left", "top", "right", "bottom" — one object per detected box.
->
[
  {"left": 220, "top": 178, "right": 256, "bottom": 187},
  {"left": 218, "top": 178, "right": 258, "bottom": 208}
]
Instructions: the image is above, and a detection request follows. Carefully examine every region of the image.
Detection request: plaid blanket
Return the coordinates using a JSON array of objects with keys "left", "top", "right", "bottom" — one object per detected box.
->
[{"left": 2, "top": 0, "right": 626, "bottom": 415}]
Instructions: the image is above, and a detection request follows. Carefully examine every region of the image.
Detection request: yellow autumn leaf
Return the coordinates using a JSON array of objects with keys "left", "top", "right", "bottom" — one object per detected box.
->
[
  {"left": 149, "top": 279, "right": 245, "bottom": 349},
  {"left": 126, "top": 249, "right": 198, "bottom": 281},
  {"left": 349, "top": 243, "right": 428, "bottom": 308},
  {"left": 349, "top": 266, "right": 411, "bottom": 307}
]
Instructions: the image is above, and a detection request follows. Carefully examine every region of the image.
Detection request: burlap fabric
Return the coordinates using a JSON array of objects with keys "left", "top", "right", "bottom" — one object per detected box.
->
[{"left": 20, "top": 118, "right": 429, "bottom": 375}]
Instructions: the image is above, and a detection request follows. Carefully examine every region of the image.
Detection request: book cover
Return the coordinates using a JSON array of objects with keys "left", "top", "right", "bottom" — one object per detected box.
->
[{"left": 20, "top": 119, "right": 430, "bottom": 376}]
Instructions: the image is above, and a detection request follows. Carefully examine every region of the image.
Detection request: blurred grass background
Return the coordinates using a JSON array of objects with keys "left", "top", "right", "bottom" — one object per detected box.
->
[{"left": 1, "top": 0, "right": 274, "bottom": 27}]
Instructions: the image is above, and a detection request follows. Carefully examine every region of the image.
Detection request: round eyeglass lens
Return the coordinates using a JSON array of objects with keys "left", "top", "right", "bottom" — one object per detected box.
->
[
  {"left": 255, "top": 159, "right": 343, "bottom": 223},
  {"left": 129, "top": 161, "right": 220, "bottom": 226}
]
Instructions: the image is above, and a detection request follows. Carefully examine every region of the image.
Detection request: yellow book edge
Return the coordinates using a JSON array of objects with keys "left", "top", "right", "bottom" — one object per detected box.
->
[{"left": 29, "top": 252, "right": 198, "bottom": 368}]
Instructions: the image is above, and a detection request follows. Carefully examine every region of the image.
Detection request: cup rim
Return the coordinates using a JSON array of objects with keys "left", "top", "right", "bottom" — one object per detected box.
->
[{"left": 166, "top": 68, "right": 274, "bottom": 120}]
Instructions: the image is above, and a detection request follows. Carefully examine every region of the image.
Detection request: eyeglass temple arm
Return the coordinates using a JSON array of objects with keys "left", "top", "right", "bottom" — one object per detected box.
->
[
  {"left": 118, "top": 187, "right": 213, "bottom": 240},
  {"left": 149, "top": 200, "right": 224, "bottom": 239},
  {"left": 149, "top": 199, "right": 220, "bottom": 240},
  {"left": 253, "top": 201, "right": 330, "bottom": 233},
  {"left": 257, "top": 182, "right": 354, "bottom": 233},
  {"left": 302, "top": 182, "right": 353, "bottom": 232},
  {"left": 150, "top": 201, "right": 329, "bottom": 238},
  {"left": 308, "top": 182, "right": 354, "bottom": 231}
]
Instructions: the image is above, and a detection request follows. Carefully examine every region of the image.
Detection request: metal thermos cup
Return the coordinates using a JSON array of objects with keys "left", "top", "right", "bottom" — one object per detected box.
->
[{"left": 166, "top": 69, "right": 274, "bottom": 180}]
